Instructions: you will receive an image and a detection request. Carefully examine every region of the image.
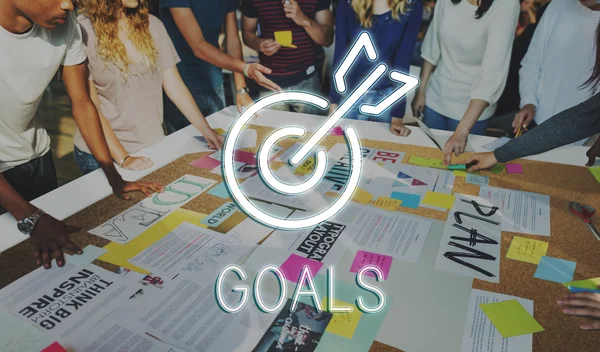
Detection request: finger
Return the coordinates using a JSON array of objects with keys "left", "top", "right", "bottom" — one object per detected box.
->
[
  {"left": 390, "top": 127, "right": 400, "bottom": 136},
  {"left": 41, "top": 247, "right": 51, "bottom": 269},
  {"left": 141, "top": 187, "right": 153, "bottom": 197},
  {"left": 562, "top": 307, "right": 600, "bottom": 319},
  {"left": 581, "top": 321, "right": 600, "bottom": 330},
  {"left": 65, "top": 225, "right": 82, "bottom": 233},
  {"left": 256, "top": 64, "right": 273, "bottom": 75},
  {"left": 565, "top": 292, "right": 600, "bottom": 302},
  {"left": 454, "top": 146, "right": 461, "bottom": 157},
  {"left": 402, "top": 128, "right": 411, "bottom": 137},
  {"left": 63, "top": 238, "right": 82, "bottom": 255},
  {"left": 33, "top": 249, "right": 42, "bottom": 266},
  {"left": 443, "top": 146, "right": 452, "bottom": 166},
  {"left": 560, "top": 298, "right": 600, "bottom": 309},
  {"left": 51, "top": 244, "right": 65, "bottom": 267}
]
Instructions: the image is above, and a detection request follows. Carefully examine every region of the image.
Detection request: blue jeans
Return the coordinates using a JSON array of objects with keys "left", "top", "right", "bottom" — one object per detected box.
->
[
  {"left": 74, "top": 146, "right": 101, "bottom": 175},
  {"left": 422, "top": 106, "right": 489, "bottom": 135},
  {"left": 343, "top": 86, "right": 396, "bottom": 123},
  {"left": 164, "top": 84, "right": 225, "bottom": 134},
  {"left": 259, "top": 74, "right": 325, "bottom": 116}
]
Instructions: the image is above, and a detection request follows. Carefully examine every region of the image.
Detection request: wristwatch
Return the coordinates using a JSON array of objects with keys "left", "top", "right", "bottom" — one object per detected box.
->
[
  {"left": 17, "top": 209, "right": 45, "bottom": 235},
  {"left": 236, "top": 87, "right": 250, "bottom": 95}
]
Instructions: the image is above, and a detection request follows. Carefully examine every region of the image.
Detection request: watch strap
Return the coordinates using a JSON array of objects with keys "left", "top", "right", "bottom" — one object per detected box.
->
[{"left": 236, "top": 87, "right": 250, "bottom": 95}]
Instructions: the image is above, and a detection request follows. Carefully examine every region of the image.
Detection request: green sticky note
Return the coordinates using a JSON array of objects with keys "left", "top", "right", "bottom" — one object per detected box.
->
[
  {"left": 428, "top": 159, "right": 447, "bottom": 169},
  {"left": 448, "top": 164, "right": 467, "bottom": 170},
  {"left": 489, "top": 164, "right": 505, "bottom": 174},
  {"left": 589, "top": 166, "right": 600, "bottom": 183},
  {"left": 409, "top": 156, "right": 430, "bottom": 167},
  {"left": 562, "top": 277, "right": 600, "bottom": 290},
  {"left": 479, "top": 300, "right": 544, "bottom": 338}
]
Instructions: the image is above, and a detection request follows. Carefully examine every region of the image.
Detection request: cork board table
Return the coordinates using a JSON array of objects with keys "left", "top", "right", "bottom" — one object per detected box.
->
[{"left": 1, "top": 122, "right": 599, "bottom": 352}]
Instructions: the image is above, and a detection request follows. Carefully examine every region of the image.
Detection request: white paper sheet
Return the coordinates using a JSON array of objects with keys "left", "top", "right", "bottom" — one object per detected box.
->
[
  {"left": 482, "top": 137, "right": 512, "bottom": 151},
  {"left": 0, "top": 263, "right": 139, "bottom": 340},
  {"left": 479, "top": 186, "right": 551, "bottom": 236},
  {"left": 237, "top": 128, "right": 258, "bottom": 149},
  {"left": 460, "top": 289, "right": 533, "bottom": 352},
  {"left": 435, "top": 194, "right": 503, "bottom": 283},
  {"left": 128, "top": 223, "right": 253, "bottom": 281},
  {"left": 179, "top": 136, "right": 213, "bottom": 155},
  {"left": 0, "top": 307, "right": 50, "bottom": 352},
  {"left": 89, "top": 175, "right": 217, "bottom": 244},
  {"left": 333, "top": 203, "right": 432, "bottom": 263}
]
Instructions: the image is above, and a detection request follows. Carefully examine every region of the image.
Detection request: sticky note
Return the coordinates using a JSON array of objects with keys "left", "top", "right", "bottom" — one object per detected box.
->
[
  {"left": 372, "top": 196, "right": 402, "bottom": 211},
  {"left": 489, "top": 164, "right": 505, "bottom": 174},
  {"left": 479, "top": 300, "right": 544, "bottom": 338},
  {"left": 65, "top": 245, "right": 107, "bottom": 265},
  {"left": 190, "top": 154, "right": 221, "bottom": 170},
  {"left": 390, "top": 192, "right": 420, "bottom": 208},
  {"left": 214, "top": 128, "right": 226, "bottom": 135},
  {"left": 534, "top": 256, "right": 577, "bottom": 283},
  {"left": 330, "top": 126, "right": 344, "bottom": 136},
  {"left": 41, "top": 342, "right": 68, "bottom": 352},
  {"left": 234, "top": 150, "right": 256, "bottom": 165},
  {"left": 453, "top": 170, "right": 468, "bottom": 177},
  {"left": 506, "top": 236, "right": 549, "bottom": 264},
  {"left": 274, "top": 31, "right": 297, "bottom": 48},
  {"left": 280, "top": 254, "right": 323, "bottom": 283},
  {"left": 589, "top": 166, "right": 600, "bottom": 183},
  {"left": 428, "top": 159, "right": 447, "bottom": 169},
  {"left": 562, "top": 277, "right": 600, "bottom": 290},
  {"left": 200, "top": 202, "right": 238, "bottom": 227},
  {"left": 208, "top": 182, "right": 230, "bottom": 199},
  {"left": 422, "top": 191, "right": 455, "bottom": 210},
  {"left": 322, "top": 298, "right": 363, "bottom": 339},
  {"left": 349, "top": 250, "right": 393, "bottom": 279},
  {"left": 409, "top": 156, "right": 430, "bottom": 167},
  {"left": 466, "top": 174, "right": 489, "bottom": 186},
  {"left": 506, "top": 163, "right": 524, "bottom": 174},
  {"left": 352, "top": 188, "right": 373, "bottom": 205},
  {"left": 295, "top": 156, "right": 315, "bottom": 175}
]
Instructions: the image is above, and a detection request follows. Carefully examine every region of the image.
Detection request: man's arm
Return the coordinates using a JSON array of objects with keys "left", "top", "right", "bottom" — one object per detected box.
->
[
  {"left": 284, "top": 0, "right": 333, "bottom": 47},
  {"left": 223, "top": 11, "right": 253, "bottom": 111}
]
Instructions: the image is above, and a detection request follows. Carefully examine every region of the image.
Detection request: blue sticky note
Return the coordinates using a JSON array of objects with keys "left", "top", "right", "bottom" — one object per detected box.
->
[
  {"left": 391, "top": 192, "right": 421, "bottom": 209},
  {"left": 65, "top": 245, "right": 107, "bottom": 265},
  {"left": 534, "top": 256, "right": 576, "bottom": 283},
  {"left": 200, "top": 202, "right": 238, "bottom": 227},
  {"left": 207, "top": 182, "right": 230, "bottom": 199}
]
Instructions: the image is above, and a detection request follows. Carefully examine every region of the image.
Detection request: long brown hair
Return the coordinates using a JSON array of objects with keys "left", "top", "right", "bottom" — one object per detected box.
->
[
  {"left": 81, "top": 0, "right": 158, "bottom": 74},
  {"left": 351, "top": 0, "right": 410, "bottom": 28},
  {"left": 583, "top": 20, "right": 600, "bottom": 89}
]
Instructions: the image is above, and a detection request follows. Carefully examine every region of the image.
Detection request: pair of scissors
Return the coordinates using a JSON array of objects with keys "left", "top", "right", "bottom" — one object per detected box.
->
[{"left": 569, "top": 202, "right": 600, "bottom": 241}]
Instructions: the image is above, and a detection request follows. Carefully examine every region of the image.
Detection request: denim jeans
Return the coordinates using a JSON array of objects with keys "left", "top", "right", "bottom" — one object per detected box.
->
[
  {"left": 164, "top": 84, "right": 226, "bottom": 134},
  {"left": 422, "top": 106, "right": 489, "bottom": 135},
  {"left": 259, "top": 74, "right": 325, "bottom": 116},
  {"left": 74, "top": 146, "right": 101, "bottom": 175},
  {"left": 343, "top": 86, "right": 396, "bottom": 123},
  {"left": 0, "top": 151, "right": 58, "bottom": 215}
]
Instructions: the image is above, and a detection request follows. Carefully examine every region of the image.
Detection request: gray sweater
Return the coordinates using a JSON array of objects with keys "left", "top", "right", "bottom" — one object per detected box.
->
[{"left": 494, "top": 93, "right": 600, "bottom": 163}]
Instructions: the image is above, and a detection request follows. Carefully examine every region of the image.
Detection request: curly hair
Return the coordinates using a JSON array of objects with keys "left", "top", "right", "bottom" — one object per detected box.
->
[
  {"left": 80, "top": 0, "right": 158, "bottom": 74},
  {"left": 351, "top": 0, "right": 411, "bottom": 28}
]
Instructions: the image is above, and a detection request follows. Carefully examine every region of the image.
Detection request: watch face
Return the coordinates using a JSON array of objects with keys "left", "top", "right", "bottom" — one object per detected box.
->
[{"left": 18, "top": 219, "right": 34, "bottom": 235}]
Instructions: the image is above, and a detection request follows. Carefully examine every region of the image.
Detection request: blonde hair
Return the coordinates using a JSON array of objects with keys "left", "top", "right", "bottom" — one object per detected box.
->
[
  {"left": 351, "top": 0, "right": 410, "bottom": 28},
  {"left": 81, "top": 0, "right": 158, "bottom": 74}
]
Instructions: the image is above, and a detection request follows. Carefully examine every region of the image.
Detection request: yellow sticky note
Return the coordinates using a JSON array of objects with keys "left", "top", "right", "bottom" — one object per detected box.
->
[
  {"left": 352, "top": 188, "right": 373, "bottom": 205},
  {"left": 562, "top": 277, "right": 600, "bottom": 290},
  {"left": 274, "top": 31, "right": 297, "bottom": 48},
  {"left": 325, "top": 191, "right": 339, "bottom": 198},
  {"left": 590, "top": 166, "right": 600, "bottom": 183},
  {"left": 479, "top": 300, "right": 544, "bottom": 338},
  {"left": 214, "top": 128, "right": 226, "bottom": 136},
  {"left": 422, "top": 191, "right": 455, "bottom": 209},
  {"left": 321, "top": 298, "right": 362, "bottom": 339},
  {"left": 98, "top": 208, "right": 208, "bottom": 273},
  {"left": 454, "top": 170, "right": 468, "bottom": 177},
  {"left": 428, "top": 159, "right": 447, "bottom": 169},
  {"left": 372, "top": 196, "right": 402, "bottom": 211},
  {"left": 506, "top": 236, "right": 549, "bottom": 264},
  {"left": 294, "top": 156, "right": 315, "bottom": 175},
  {"left": 408, "top": 156, "right": 430, "bottom": 167}
]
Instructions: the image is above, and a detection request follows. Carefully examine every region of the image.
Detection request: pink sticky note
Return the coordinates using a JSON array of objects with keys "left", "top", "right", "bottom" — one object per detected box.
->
[
  {"left": 280, "top": 254, "right": 323, "bottom": 283},
  {"left": 506, "top": 163, "right": 524, "bottom": 174},
  {"left": 42, "top": 342, "right": 68, "bottom": 352},
  {"left": 349, "top": 250, "right": 393, "bottom": 279},
  {"left": 234, "top": 150, "right": 257, "bottom": 165},
  {"left": 330, "top": 126, "right": 344, "bottom": 136},
  {"left": 190, "top": 154, "right": 221, "bottom": 169}
]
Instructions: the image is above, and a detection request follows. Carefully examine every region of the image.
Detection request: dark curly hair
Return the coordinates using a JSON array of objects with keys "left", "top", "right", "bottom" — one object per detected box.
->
[{"left": 451, "top": 0, "right": 494, "bottom": 19}]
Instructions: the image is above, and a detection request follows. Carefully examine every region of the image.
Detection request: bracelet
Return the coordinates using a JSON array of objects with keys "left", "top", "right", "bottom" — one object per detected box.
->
[
  {"left": 119, "top": 155, "right": 130, "bottom": 168},
  {"left": 243, "top": 62, "right": 250, "bottom": 78}
]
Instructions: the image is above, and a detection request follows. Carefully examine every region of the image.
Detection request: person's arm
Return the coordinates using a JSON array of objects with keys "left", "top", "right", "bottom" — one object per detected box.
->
[
  {"left": 61, "top": 64, "right": 164, "bottom": 198},
  {"left": 223, "top": 11, "right": 253, "bottom": 112},
  {"left": 328, "top": 0, "right": 349, "bottom": 112},
  {"left": 444, "top": 0, "right": 519, "bottom": 165},
  {"left": 87, "top": 80, "right": 153, "bottom": 171},
  {"left": 162, "top": 66, "right": 224, "bottom": 149},
  {"left": 466, "top": 93, "right": 600, "bottom": 171},
  {"left": 167, "top": 7, "right": 281, "bottom": 92},
  {"left": 284, "top": 0, "right": 334, "bottom": 47},
  {"left": 559, "top": 289, "right": 600, "bottom": 331}
]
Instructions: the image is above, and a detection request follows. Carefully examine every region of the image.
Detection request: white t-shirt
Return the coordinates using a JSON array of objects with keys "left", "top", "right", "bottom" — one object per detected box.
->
[
  {"left": 421, "top": 0, "right": 519, "bottom": 121},
  {"left": 519, "top": 0, "right": 600, "bottom": 125},
  {"left": 0, "top": 11, "right": 86, "bottom": 173}
]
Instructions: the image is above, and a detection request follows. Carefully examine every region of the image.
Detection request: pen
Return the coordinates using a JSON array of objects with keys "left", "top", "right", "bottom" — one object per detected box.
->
[{"left": 515, "top": 125, "right": 523, "bottom": 138}]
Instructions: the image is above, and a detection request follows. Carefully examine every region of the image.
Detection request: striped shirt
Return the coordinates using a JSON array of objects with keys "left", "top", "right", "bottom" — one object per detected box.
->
[{"left": 242, "top": 0, "right": 331, "bottom": 87}]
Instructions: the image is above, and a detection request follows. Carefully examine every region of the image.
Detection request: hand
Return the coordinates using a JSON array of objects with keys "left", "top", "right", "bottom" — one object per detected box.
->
[
  {"left": 411, "top": 90, "right": 426, "bottom": 118},
  {"left": 259, "top": 39, "right": 281, "bottom": 57},
  {"left": 111, "top": 178, "right": 164, "bottom": 201},
  {"left": 465, "top": 152, "right": 498, "bottom": 172},
  {"left": 236, "top": 92, "right": 254, "bottom": 114},
  {"left": 246, "top": 62, "right": 282, "bottom": 92},
  {"left": 586, "top": 137, "right": 600, "bottom": 166},
  {"left": 390, "top": 117, "right": 411, "bottom": 137},
  {"left": 444, "top": 129, "right": 469, "bottom": 166},
  {"left": 283, "top": 0, "right": 309, "bottom": 27},
  {"left": 513, "top": 104, "right": 536, "bottom": 133},
  {"left": 200, "top": 127, "right": 225, "bottom": 150},
  {"left": 30, "top": 214, "right": 82, "bottom": 269},
  {"left": 121, "top": 156, "right": 153, "bottom": 171},
  {"left": 558, "top": 290, "right": 600, "bottom": 330}
]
